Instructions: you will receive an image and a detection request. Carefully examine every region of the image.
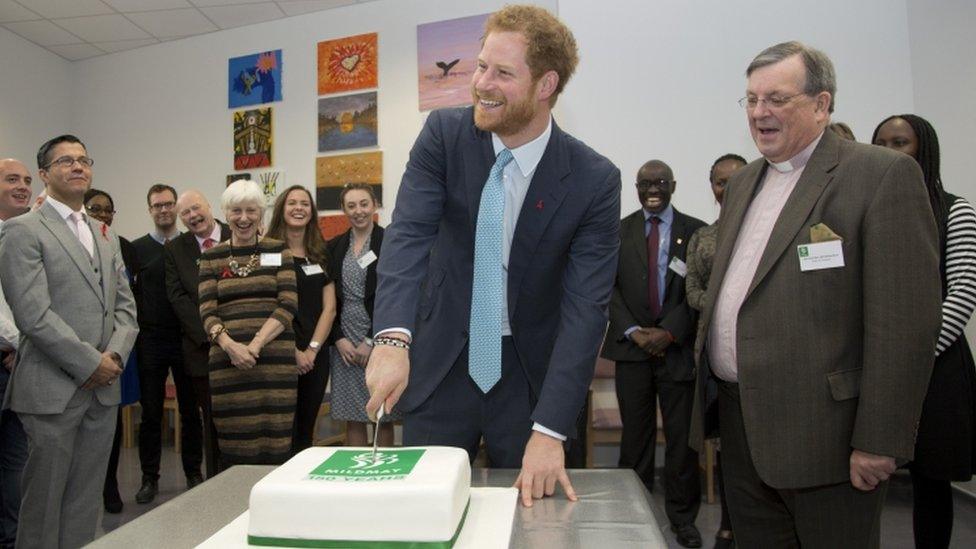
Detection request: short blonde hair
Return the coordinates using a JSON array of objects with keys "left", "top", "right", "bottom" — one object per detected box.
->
[{"left": 221, "top": 179, "right": 264, "bottom": 215}]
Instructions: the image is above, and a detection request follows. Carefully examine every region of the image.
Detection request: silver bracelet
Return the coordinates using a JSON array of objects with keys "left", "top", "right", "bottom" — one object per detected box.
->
[{"left": 373, "top": 336, "right": 410, "bottom": 350}]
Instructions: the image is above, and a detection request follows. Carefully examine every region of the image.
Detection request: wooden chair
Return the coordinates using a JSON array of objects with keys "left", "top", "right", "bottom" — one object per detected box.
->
[
  {"left": 121, "top": 403, "right": 138, "bottom": 448},
  {"left": 160, "top": 378, "right": 181, "bottom": 454},
  {"left": 585, "top": 358, "right": 623, "bottom": 467},
  {"left": 313, "top": 392, "right": 346, "bottom": 446}
]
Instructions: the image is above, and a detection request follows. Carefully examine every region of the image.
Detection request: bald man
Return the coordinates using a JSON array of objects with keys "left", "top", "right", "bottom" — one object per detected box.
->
[
  {"left": 164, "top": 190, "right": 230, "bottom": 477},
  {"left": 601, "top": 160, "right": 706, "bottom": 547},
  {"left": 0, "top": 158, "right": 31, "bottom": 548}
]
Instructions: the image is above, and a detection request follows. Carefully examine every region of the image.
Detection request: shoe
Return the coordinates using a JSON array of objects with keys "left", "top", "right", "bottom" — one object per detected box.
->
[
  {"left": 714, "top": 530, "right": 735, "bottom": 549},
  {"left": 135, "top": 477, "right": 159, "bottom": 504},
  {"left": 103, "top": 491, "right": 123, "bottom": 514},
  {"left": 186, "top": 473, "right": 204, "bottom": 489},
  {"left": 673, "top": 524, "right": 702, "bottom": 548}
]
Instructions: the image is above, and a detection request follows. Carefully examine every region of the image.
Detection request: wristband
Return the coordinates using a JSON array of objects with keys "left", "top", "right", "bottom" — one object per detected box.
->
[
  {"left": 373, "top": 336, "right": 410, "bottom": 350},
  {"left": 209, "top": 325, "right": 227, "bottom": 344}
]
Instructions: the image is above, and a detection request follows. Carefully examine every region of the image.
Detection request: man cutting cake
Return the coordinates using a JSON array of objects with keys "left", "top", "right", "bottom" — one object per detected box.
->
[{"left": 366, "top": 5, "right": 620, "bottom": 506}]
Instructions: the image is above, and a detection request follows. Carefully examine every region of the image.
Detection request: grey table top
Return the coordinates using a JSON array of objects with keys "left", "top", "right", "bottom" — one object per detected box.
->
[{"left": 87, "top": 467, "right": 666, "bottom": 548}]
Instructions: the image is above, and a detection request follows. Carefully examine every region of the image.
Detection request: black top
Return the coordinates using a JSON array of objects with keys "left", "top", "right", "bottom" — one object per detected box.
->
[
  {"left": 131, "top": 233, "right": 180, "bottom": 330},
  {"left": 292, "top": 255, "right": 333, "bottom": 349},
  {"left": 326, "top": 224, "right": 383, "bottom": 343}
]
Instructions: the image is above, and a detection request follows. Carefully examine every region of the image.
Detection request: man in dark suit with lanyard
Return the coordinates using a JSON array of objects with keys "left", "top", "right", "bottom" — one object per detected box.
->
[
  {"left": 601, "top": 160, "right": 705, "bottom": 547},
  {"left": 366, "top": 5, "right": 621, "bottom": 506}
]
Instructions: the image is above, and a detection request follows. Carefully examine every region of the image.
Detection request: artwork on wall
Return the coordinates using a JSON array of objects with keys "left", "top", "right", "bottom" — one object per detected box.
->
[
  {"left": 317, "top": 33, "right": 378, "bottom": 95},
  {"left": 318, "top": 92, "right": 378, "bottom": 153},
  {"left": 416, "top": 13, "right": 490, "bottom": 111},
  {"left": 228, "top": 50, "right": 282, "bottom": 108},
  {"left": 315, "top": 151, "right": 382, "bottom": 209},
  {"left": 317, "top": 212, "right": 380, "bottom": 241},
  {"left": 233, "top": 108, "right": 273, "bottom": 170},
  {"left": 258, "top": 170, "right": 283, "bottom": 206},
  {"left": 226, "top": 173, "right": 252, "bottom": 186}
]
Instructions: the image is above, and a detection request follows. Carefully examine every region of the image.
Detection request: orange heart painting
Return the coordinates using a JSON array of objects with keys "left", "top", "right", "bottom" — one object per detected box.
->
[{"left": 317, "top": 33, "right": 378, "bottom": 95}]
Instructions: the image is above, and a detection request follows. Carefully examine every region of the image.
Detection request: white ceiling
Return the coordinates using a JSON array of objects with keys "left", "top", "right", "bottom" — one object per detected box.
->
[{"left": 0, "top": 0, "right": 378, "bottom": 60}]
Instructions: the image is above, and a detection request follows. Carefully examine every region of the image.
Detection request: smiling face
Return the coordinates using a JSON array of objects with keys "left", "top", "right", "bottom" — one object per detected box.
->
[
  {"left": 226, "top": 200, "right": 262, "bottom": 245},
  {"left": 85, "top": 193, "right": 114, "bottom": 226},
  {"left": 872, "top": 117, "right": 918, "bottom": 159},
  {"left": 283, "top": 188, "right": 314, "bottom": 230},
  {"left": 39, "top": 142, "right": 91, "bottom": 207},
  {"left": 148, "top": 189, "right": 177, "bottom": 232},
  {"left": 471, "top": 31, "right": 555, "bottom": 148},
  {"left": 709, "top": 159, "right": 746, "bottom": 206},
  {"left": 746, "top": 55, "right": 830, "bottom": 163},
  {"left": 0, "top": 159, "right": 33, "bottom": 220},
  {"left": 342, "top": 189, "right": 376, "bottom": 231},
  {"left": 636, "top": 161, "right": 675, "bottom": 214},
  {"left": 176, "top": 191, "right": 216, "bottom": 238}
]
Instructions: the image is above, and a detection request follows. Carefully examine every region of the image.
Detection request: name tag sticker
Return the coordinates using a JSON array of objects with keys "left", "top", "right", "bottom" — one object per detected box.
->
[
  {"left": 301, "top": 263, "right": 324, "bottom": 276},
  {"left": 260, "top": 253, "right": 282, "bottom": 267},
  {"left": 669, "top": 257, "right": 688, "bottom": 278},
  {"left": 357, "top": 250, "right": 377, "bottom": 269},
  {"left": 797, "top": 240, "right": 845, "bottom": 271}
]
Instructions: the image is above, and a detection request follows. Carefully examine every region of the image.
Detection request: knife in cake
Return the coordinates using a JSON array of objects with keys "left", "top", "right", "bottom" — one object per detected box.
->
[{"left": 371, "top": 402, "right": 385, "bottom": 464}]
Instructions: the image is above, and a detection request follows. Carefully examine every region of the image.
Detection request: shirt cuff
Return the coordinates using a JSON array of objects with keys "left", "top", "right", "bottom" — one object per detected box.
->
[
  {"left": 532, "top": 422, "right": 567, "bottom": 441},
  {"left": 375, "top": 328, "right": 412, "bottom": 342},
  {"left": 624, "top": 326, "right": 640, "bottom": 340}
]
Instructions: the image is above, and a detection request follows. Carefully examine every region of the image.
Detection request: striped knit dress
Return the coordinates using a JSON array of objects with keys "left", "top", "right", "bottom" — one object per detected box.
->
[{"left": 199, "top": 237, "right": 298, "bottom": 465}]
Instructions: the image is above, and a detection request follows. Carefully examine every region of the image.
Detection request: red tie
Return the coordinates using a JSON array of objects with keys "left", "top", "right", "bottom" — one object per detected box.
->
[
  {"left": 202, "top": 238, "right": 215, "bottom": 251},
  {"left": 647, "top": 216, "right": 661, "bottom": 319}
]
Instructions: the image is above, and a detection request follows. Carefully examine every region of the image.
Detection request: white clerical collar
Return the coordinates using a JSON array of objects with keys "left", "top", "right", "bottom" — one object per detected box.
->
[
  {"left": 766, "top": 131, "right": 824, "bottom": 173},
  {"left": 491, "top": 116, "right": 553, "bottom": 177},
  {"left": 46, "top": 194, "right": 85, "bottom": 221}
]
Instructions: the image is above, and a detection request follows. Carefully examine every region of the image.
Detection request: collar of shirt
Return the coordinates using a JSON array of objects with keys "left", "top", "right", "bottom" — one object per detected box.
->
[
  {"left": 151, "top": 229, "right": 180, "bottom": 245},
  {"left": 46, "top": 194, "right": 86, "bottom": 222},
  {"left": 490, "top": 116, "right": 553, "bottom": 176},
  {"left": 643, "top": 204, "right": 674, "bottom": 229},
  {"left": 766, "top": 131, "right": 824, "bottom": 173},
  {"left": 194, "top": 222, "right": 222, "bottom": 249}
]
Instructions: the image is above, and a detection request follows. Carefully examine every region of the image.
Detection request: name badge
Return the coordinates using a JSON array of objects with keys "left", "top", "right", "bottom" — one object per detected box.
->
[
  {"left": 797, "top": 240, "right": 844, "bottom": 271},
  {"left": 301, "top": 263, "right": 324, "bottom": 276},
  {"left": 668, "top": 257, "right": 687, "bottom": 278},
  {"left": 357, "top": 250, "right": 377, "bottom": 269},
  {"left": 260, "top": 253, "right": 282, "bottom": 267}
]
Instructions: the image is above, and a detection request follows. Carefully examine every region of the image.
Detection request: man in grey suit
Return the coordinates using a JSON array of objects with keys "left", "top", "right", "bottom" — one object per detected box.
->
[
  {"left": 0, "top": 135, "right": 138, "bottom": 549},
  {"left": 690, "top": 42, "right": 941, "bottom": 547}
]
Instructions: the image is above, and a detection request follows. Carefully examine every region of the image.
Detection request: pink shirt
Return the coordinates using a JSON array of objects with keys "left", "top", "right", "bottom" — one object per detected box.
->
[
  {"left": 709, "top": 134, "right": 822, "bottom": 382},
  {"left": 195, "top": 222, "right": 222, "bottom": 252}
]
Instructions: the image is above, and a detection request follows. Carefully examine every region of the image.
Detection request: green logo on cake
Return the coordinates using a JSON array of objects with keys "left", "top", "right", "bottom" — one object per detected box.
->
[{"left": 308, "top": 449, "right": 426, "bottom": 481}]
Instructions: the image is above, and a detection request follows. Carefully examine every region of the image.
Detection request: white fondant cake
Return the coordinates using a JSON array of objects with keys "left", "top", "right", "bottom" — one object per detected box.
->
[{"left": 247, "top": 446, "right": 471, "bottom": 546}]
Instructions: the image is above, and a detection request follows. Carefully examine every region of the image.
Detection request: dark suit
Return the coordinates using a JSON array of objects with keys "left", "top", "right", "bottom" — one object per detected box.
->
[
  {"left": 164, "top": 224, "right": 230, "bottom": 477},
  {"left": 601, "top": 206, "right": 704, "bottom": 527},
  {"left": 690, "top": 130, "right": 942, "bottom": 547},
  {"left": 373, "top": 107, "right": 620, "bottom": 465}
]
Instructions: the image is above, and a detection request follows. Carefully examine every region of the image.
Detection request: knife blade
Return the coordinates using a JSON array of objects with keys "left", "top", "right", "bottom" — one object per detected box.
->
[{"left": 371, "top": 402, "right": 385, "bottom": 464}]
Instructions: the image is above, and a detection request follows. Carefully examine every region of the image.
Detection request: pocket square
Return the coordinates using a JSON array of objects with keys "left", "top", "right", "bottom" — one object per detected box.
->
[{"left": 810, "top": 222, "right": 842, "bottom": 243}]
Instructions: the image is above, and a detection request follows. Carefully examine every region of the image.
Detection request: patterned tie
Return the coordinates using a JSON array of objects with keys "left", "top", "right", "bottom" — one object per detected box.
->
[
  {"left": 647, "top": 216, "right": 661, "bottom": 319},
  {"left": 70, "top": 212, "right": 94, "bottom": 258},
  {"left": 202, "top": 237, "right": 215, "bottom": 251},
  {"left": 468, "top": 149, "right": 514, "bottom": 393}
]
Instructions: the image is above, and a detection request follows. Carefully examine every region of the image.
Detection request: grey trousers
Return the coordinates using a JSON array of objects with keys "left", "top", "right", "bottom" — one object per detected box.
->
[
  {"left": 16, "top": 390, "right": 115, "bottom": 549},
  {"left": 717, "top": 381, "right": 887, "bottom": 549}
]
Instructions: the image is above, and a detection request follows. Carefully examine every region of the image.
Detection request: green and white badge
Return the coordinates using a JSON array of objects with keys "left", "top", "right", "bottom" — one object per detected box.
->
[
  {"left": 307, "top": 449, "right": 425, "bottom": 482},
  {"left": 797, "top": 240, "right": 844, "bottom": 271}
]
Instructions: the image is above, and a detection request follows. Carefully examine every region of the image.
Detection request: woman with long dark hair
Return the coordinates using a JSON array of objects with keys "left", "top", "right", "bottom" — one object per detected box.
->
[
  {"left": 266, "top": 185, "right": 336, "bottom": 453},
  {"left": 873, "top": 114, "right": 976, "bottom": 548}
]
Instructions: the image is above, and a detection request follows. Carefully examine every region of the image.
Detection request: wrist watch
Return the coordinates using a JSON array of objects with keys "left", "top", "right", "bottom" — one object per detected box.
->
[{"left": 308, "top": 341, "right": 321, "bottom": 352}]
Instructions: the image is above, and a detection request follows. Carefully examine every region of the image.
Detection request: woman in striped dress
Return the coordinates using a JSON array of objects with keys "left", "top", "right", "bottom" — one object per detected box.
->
[
  {"left": 198, "top": 180, "right": 298, "bottom": 466},
  {"left": 874, "top": 114, "right": 976, "bottom": 548}
]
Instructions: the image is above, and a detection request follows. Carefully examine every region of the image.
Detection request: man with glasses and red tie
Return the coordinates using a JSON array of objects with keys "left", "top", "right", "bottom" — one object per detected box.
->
[
  {"left": 130, "top": 184, "right": 204, "bottom": 504},
  {"left": 0, "top": 135, "right": 138, "bottom": 549},
  {"left": 164, "top": 190, "right": 230, "bottom": 478},
  {"left": 601, "top": 160, "right": 705, "bottom": 548}
]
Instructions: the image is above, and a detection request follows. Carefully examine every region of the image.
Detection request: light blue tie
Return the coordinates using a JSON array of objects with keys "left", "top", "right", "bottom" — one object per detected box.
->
[{"left": 469, "top": 149, "right": 514, "bottom": 393}]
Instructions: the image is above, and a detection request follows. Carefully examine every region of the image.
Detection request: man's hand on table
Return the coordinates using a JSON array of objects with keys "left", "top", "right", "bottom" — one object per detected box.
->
[{"left": 513, "top": 431, "right": 578, "bottom": 507}]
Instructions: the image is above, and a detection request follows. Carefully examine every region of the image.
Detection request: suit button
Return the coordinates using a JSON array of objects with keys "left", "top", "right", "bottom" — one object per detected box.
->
[{"left": 692, "top": 367, "right": 697, "bottom": 377}]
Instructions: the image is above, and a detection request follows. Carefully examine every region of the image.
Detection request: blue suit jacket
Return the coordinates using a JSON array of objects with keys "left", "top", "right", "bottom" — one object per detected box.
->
[{"left": 373, "top": 107, "right": 621, "bottom": 436}]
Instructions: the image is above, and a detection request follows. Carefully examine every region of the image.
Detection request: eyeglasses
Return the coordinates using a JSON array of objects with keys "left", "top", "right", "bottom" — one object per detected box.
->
[
  {"left": 86, "top": 205, "right": 115, "bottom": 215},
  {"left": 738, "top": 93, "right": 805, "bottom": 110},
  {"left": 636, "top": 179, "right": 674, "bottom": 191},
  {"left": 150, "top": 201, "right": 176, "bottom": 212},
  {"left": 46, "top": 156, "right": 94, "bottom": 169}
]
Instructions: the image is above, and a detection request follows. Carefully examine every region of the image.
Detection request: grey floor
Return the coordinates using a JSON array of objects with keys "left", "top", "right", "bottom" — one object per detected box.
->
[{"left": 94, "top": 418, "right": 976, "bottom": 548}]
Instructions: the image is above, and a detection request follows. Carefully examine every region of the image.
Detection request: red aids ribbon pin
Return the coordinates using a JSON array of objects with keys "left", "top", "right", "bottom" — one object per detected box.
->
[{"left": 535, "top": 200, "right": 544, "bottom": 210}]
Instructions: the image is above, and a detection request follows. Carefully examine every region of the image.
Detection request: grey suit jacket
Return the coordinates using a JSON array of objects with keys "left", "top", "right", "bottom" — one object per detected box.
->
[
  {"left": 0, "top": 201, "right": 138, "bottom": 414},
  {"left": 690, "top": 129, "right": 942, "bottom": 489}
]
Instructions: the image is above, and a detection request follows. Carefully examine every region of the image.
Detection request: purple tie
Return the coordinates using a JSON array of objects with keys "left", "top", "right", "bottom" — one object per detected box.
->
[{"left": 647, "top": 216, "right": 660, "bottom": 319}]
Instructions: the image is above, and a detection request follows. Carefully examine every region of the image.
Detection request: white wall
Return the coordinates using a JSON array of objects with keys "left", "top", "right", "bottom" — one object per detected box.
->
[
  {"left": 558, "top": 0, "right": 917, "bottom": 224},
  {"left": 0, "top": 26, "right": 72, "bottom": 174},
  {"left": 69, "top": 0, "right": 554, "bottom": 237}
]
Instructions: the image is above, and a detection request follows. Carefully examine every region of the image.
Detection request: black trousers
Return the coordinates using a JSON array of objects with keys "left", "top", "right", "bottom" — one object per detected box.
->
[
  {"left": 615, "top": 358, "right": 700, "bottom": 527},
  {"left": 717, "top": 381, "right": 887, "bottom": 548},
  {"left": 404, "top": 337, "right": 532, "bottom": 468},
  {"left": 137, "top": 329, "right": 201, "bottom": 479},
  {"left": 292, "top": 351, "right": 330, "bottom": 454},
  {"left": 103, "top": 409, "right": 122, "bottom": 501},
  {"left": 189, "top": 375, "right": 220, "bottom": 478},
  {"left": 911, "top": 466, "right": 954, "bottom": 549}
]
